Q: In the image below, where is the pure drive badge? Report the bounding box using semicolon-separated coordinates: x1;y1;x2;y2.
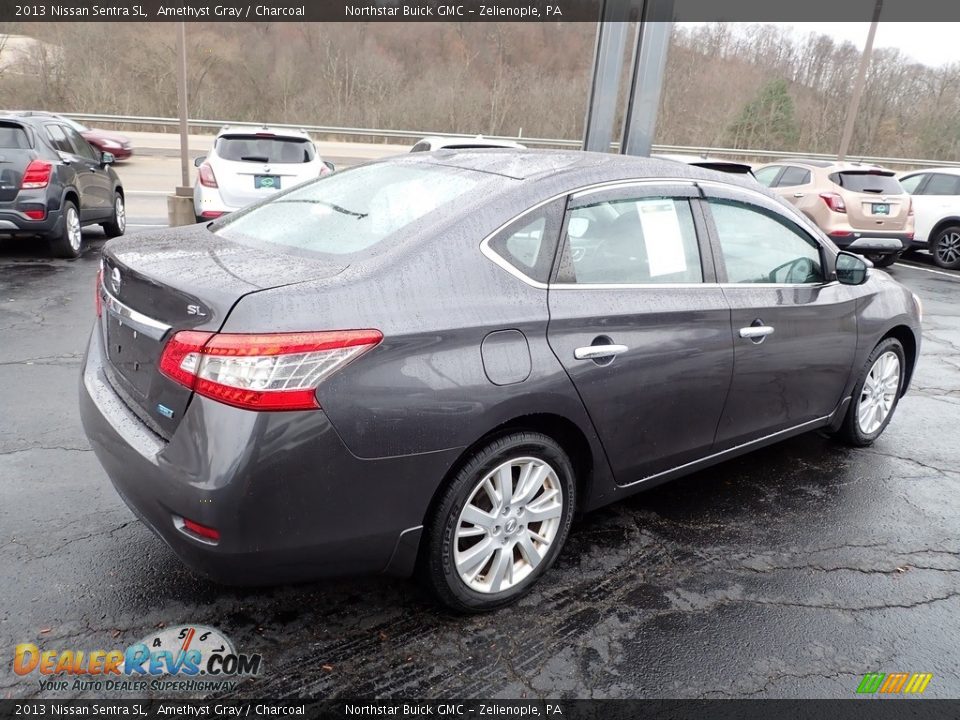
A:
156;404;175;419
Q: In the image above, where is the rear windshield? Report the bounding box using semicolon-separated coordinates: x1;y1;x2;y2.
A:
215;134;316;164
0;123;32;149
216;163;494;257
830;172;903;194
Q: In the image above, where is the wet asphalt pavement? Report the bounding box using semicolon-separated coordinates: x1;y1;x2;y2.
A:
1;231;959;700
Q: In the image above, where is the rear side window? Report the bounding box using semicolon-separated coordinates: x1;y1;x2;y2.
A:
486;199;564;283
0;123;31;149
44;124;72;153
899;174;926;194
921;173;960;196
561;197;703;285
754;166;782;187
216;135;316;164
777;166;811;187
410;141;431;152
217;163;496;257
830;172;903;194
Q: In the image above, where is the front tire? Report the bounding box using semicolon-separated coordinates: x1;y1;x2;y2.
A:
101;192;126;238
421;432;576;612
49;201;82;259
834;338;905;447
932;225;960;269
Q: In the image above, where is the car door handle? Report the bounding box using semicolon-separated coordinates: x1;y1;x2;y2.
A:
574;344;628;360
792;192;805;198
739;325;775;340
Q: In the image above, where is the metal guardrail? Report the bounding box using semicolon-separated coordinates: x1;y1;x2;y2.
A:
64;112;960;170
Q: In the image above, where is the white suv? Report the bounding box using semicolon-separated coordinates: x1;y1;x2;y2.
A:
193;126;333;221
898;168;960;269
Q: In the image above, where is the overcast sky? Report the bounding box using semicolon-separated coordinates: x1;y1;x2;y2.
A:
678;23;960;68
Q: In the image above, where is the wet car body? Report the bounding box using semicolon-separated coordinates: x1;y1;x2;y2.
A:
80;151;921;605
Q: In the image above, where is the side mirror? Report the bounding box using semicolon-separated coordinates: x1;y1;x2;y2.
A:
836;251;869;285
100;151;115;166
323;160;336;173
193;156;205;167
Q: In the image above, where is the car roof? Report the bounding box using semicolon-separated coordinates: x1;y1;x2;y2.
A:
900;167;960;177
395;148;766;192
419;135;526;149
764;158;893;173
217;125;312;140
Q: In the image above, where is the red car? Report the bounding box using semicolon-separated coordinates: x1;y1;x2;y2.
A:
4;111;133;160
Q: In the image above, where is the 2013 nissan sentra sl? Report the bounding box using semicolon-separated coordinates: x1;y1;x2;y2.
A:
80;151;922;612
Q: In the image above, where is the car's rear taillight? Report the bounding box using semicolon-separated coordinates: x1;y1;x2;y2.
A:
819;192;847;213
21;160;53;189
95;268;103;317
198;163;218;188
159;330;383;411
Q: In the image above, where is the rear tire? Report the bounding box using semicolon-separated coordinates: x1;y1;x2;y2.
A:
421;432;576;613
865;252;898;268
834;338;905;447
932;225;960;269
49;201;82;259
101;192;126;238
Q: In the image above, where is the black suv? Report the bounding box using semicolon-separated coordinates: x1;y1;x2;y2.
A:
0;113;125;257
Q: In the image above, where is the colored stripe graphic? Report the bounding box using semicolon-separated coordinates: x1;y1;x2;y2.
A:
859;672;932;694
856;673;885;693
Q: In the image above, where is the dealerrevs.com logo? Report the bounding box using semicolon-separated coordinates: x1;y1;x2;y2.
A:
14;625;262;694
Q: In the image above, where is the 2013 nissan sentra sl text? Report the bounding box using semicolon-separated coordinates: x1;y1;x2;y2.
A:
79;151;922;612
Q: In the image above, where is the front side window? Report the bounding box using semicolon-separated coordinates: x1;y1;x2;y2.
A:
922;173;960;196
709;200;824;285
217;163;497;257
562;197;702;285
63;126;97;160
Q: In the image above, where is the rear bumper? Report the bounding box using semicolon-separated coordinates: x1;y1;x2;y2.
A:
829;231;913;255
79;326;457;584
0;208;63;237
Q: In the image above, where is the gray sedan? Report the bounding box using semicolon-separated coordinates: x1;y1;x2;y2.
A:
80;151;921;612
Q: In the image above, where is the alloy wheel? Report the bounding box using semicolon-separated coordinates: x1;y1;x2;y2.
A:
453;457;563;594
115;196;126;233
66;207;81;252
937;231;960;266
857;351;900;435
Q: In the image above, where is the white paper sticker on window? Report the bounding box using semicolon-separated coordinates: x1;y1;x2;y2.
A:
637;200;688;277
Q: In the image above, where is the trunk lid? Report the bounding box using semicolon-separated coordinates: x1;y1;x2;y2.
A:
98;223;347;439
0;121;39;202
831;170;910;231
213;157;320;208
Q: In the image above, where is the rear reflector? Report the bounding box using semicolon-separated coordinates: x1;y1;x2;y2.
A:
159;330;383;411
819;192;847;213
23;208;46;220
181;517;220;542
199;210;224;219
21;160;53;189
95;268;103;317
198;162;218;188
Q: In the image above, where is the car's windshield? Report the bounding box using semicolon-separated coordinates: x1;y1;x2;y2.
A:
216;134;316;164
216;163;495;257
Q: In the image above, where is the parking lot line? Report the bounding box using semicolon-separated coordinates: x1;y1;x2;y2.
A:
895;262;960;280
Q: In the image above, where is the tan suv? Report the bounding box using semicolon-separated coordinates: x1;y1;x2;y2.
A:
754;160;914;268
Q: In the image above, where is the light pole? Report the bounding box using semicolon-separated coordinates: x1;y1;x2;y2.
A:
838;0;883;161
167;21;195;226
